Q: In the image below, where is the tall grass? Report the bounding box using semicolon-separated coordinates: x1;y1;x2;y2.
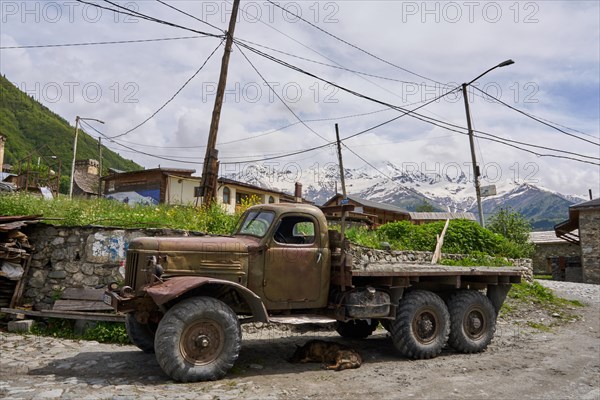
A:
0;193;239;234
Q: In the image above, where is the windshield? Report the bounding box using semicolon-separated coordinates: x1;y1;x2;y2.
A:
236;210;275;238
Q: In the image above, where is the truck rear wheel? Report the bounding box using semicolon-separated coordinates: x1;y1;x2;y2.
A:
335;319;378;339
391;290;450;359
447;290;496;353
154;297;241;382
125;313;157;353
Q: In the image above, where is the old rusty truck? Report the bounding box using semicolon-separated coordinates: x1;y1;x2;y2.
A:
104;203;523;382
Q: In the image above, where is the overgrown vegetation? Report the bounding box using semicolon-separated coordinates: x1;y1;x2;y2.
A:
0;193;240;233
31;319;130;344
345;215;533;260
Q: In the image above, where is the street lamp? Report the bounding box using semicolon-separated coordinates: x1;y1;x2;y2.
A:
462;59;514;227
69;116;105;199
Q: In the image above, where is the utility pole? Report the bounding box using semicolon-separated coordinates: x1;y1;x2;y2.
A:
462;83;485;227
200;0;240;206
98;136;103;197
461;59;514;227
335;124;348;237
69;116;80;199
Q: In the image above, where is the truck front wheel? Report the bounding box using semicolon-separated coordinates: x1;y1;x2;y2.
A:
391;290;450;359
335;319;378;339
154;297;241;382
125;313;157;353
447;290;496;353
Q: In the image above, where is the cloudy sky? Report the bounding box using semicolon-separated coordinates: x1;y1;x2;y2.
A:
1;0;599;197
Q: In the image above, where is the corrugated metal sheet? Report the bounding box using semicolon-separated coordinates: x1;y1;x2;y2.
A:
408;212;476;221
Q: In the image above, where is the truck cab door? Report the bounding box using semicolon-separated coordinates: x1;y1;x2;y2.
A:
263;214;324;307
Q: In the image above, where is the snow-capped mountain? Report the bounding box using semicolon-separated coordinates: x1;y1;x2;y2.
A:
224;161;586;231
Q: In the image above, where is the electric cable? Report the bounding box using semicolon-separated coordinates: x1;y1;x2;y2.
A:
0;36;208;50
108;39;223;139
472;86;600;146
235;42;330;142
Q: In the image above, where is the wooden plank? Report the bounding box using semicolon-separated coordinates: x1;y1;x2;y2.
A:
52;299;113;311
1;307;125;322
61;287;106;301
10;254;31;308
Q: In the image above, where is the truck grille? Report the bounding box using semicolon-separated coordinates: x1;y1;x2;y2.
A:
125;252;139;289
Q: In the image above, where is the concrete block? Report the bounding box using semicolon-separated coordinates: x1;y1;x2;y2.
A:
8;319;35;333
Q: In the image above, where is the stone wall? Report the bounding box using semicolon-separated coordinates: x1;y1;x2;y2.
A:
579;209;600;284
532;242;581;274
21;224;201;310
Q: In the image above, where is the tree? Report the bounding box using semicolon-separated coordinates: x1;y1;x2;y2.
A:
415;201;435;212
487;207;534;258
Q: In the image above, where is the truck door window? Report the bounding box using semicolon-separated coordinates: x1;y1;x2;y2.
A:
274;216;316;245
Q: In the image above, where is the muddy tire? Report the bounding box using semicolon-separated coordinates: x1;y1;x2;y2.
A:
125;313;157;353
447;290;496;353
335;320;378;339
154;297;241;382
391;290;450;359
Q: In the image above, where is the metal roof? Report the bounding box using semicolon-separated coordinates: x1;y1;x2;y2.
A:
344;195;409;215
530;230;578;245
408;212;476;221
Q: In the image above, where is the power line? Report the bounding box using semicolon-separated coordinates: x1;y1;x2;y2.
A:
155;0;224;34
73;0;223;38
234;40;598;164
227;0;437;108
80;120;201;165
0;36;206;50
108;40;223;139
234;37;438;87
235;42;330;143
265;0;448;88
117;107;393;149
472;86;600;147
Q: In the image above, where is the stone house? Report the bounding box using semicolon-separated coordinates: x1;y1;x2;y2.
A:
529;231;581;279
555;198;600;284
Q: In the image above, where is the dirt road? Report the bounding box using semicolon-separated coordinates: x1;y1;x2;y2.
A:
1;281;599;400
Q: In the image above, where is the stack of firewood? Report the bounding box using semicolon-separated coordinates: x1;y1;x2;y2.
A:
0;217;38;309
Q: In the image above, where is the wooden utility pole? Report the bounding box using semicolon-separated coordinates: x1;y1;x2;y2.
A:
200;0;240;206
98;136;103;197
335;124;348;237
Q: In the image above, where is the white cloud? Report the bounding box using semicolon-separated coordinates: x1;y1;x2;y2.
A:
0;0;598;196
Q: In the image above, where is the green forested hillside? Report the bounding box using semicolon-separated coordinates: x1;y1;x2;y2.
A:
0;75;140;185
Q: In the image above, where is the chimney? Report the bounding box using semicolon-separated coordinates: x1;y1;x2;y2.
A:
294;182;302;202
75;159;99;176
0;135;5;174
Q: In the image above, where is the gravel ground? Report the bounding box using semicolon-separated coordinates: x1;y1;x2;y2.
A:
537;279;600;305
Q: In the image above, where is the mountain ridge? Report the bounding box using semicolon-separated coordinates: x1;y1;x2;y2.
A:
224;161;585;231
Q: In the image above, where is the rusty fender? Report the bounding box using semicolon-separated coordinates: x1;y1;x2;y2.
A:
145;276;269;323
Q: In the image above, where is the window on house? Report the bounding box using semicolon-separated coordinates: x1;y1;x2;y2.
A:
223;187;231;204
268;196;275;204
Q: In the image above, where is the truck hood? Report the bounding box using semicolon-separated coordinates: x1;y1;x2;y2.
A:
127;235;262;280
128;235;262;254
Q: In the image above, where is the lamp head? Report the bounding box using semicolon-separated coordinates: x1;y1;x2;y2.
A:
498;59;515;68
